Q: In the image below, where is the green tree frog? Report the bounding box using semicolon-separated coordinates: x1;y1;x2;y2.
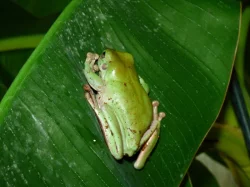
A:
83;49;165;169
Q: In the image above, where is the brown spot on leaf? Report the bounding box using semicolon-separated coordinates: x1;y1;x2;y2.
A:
124;83;127;86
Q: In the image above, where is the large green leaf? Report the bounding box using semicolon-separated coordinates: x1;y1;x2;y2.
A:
0;0;240;186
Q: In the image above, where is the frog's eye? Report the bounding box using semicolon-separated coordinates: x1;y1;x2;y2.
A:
101;63;107;70
100;51;106;59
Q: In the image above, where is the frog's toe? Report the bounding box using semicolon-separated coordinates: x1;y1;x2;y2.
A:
158;112;166;121
83;84;91;91
86;52;99;64
152;100;159;107
93;64;99;72
84;84;98;108
152;100;165;121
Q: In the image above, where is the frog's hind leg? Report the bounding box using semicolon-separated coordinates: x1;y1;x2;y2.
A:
134;101;165;170
84;85;123;160
139;101;165;147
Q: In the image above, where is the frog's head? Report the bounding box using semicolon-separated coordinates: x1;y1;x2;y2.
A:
97;49;136;81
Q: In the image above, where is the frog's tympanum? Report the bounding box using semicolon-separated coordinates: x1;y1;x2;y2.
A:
83;49;165;169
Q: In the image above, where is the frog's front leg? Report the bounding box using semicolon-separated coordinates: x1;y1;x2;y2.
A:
84;52;103;91
134;101;165;170
84;85;123;160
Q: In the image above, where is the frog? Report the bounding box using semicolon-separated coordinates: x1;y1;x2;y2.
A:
83;49;165;169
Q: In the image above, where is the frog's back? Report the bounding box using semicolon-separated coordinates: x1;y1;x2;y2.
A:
101;50;153;155
103;76;153;156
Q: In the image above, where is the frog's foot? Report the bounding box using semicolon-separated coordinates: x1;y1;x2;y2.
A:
84;84;98;109
152;101;166;121
134;100;165;170
139;101;165;147
85;52;99;72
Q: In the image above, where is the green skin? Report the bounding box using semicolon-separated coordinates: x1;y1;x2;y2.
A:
83;49;165;169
